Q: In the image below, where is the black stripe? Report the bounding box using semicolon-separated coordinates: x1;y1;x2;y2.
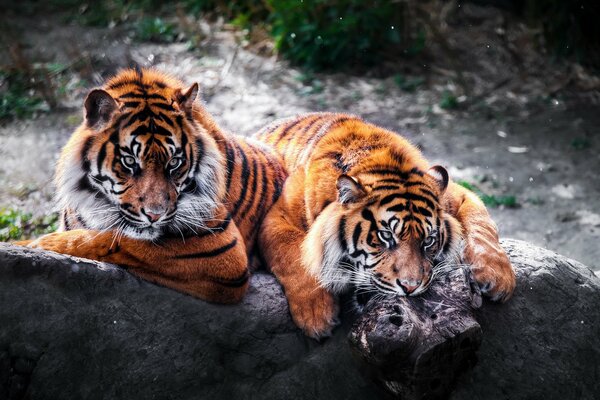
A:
361;208;377;226
415;206;433;217
282;115;323;157
157;112;175;127
107;81;131;90
196;214;233;238
352;222;362;251
253;162;269;223
119;92;167;101
373;185;401;191
443;219;453;254
80;137;94;172
224;141;236;191
418;188;437;202
274;118;305;145
386;203;406;212
410;167;424;176
150;102;175;111
231;144;250;217
378;178;406;185
174;239;238;259
403;192;436;210
62;211;71;231
238;155;258;220
97;141;108;172
338;216;348;252
379;193;404;207
365;168;409;179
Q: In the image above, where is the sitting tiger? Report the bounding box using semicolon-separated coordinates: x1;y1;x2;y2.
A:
17;68;285;304
255;113;516;338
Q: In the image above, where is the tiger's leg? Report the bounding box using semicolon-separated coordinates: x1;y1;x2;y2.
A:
259;197;339;339
444;182;516;301
18;210;249;304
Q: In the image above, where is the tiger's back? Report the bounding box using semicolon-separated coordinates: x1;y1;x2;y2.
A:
253;112;515;338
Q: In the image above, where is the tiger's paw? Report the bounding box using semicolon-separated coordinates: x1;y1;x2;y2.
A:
466;241;516;302
288;286;340;340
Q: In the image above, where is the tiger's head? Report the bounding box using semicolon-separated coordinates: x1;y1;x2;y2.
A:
56;68;225;241
302;165;462;299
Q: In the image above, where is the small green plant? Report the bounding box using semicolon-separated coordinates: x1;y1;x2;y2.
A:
394;74;425;92
135;17;177;42
456;180;519;208
439;90;458;110
0;71;45;121
0;208;59;242
570;137;591;150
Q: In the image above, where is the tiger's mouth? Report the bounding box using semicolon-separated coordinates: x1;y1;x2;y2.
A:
117;212;167;240
120;222;163;241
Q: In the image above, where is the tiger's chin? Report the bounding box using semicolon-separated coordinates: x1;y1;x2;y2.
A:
120;224;163;241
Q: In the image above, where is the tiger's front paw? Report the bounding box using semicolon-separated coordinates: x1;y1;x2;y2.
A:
466;241;516;302
287;285;340;340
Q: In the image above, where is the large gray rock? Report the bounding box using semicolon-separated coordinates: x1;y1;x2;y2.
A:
0;239;598;400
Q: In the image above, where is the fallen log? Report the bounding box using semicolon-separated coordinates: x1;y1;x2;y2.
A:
349;267;482;399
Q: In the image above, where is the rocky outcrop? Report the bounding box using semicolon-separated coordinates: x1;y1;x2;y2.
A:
0;239;598;400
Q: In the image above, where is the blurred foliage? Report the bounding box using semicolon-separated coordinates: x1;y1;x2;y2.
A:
4;0;599;71
268;0;410;70
0;208;59;241
394;74;425;92
135;17;177;42
439;90;459;110
457;180;519;208
523;0;600;67
570;137;591;150
0;71;44;120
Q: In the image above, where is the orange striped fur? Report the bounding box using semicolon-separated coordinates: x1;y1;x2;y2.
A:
17;68;286;304
255;113;515;338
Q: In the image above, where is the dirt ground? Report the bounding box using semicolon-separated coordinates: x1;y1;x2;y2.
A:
1;5;599;270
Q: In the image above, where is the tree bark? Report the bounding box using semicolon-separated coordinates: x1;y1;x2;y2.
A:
349;267;483;399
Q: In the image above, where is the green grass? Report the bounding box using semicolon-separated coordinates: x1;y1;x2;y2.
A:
135;17;177;42
0;71;45;121
394;74;425;92
456;180;519;208
0;208;59;242
439;90;459;110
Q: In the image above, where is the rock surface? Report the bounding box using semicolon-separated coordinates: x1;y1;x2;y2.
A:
0;239;598;400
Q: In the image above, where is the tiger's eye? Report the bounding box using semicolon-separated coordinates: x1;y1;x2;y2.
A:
122;156;136;168
169;157;183;169
423;236;436;248
378;230;393;242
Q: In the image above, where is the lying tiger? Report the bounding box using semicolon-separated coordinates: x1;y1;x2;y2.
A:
255;113;516;338
17;68;286;303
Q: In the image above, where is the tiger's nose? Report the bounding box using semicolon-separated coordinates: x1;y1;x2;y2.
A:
397;279;421;295
142;207;165;223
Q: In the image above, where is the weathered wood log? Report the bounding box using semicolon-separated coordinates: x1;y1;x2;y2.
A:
349;267;483;400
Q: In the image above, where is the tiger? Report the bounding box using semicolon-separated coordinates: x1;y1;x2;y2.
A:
16;68;286;304
254;112;516;338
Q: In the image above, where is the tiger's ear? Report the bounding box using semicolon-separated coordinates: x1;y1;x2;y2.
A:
427;165;449;193
337;175;366;204
176;83;199;114
84;89;118;129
